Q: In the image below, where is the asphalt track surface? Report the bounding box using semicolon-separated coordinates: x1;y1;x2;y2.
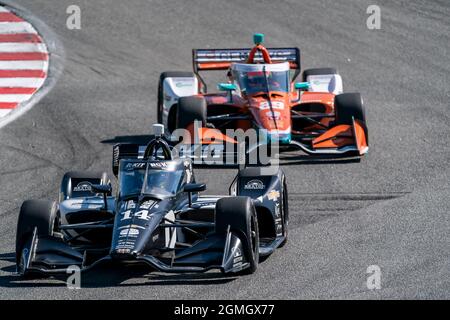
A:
0;0;449;299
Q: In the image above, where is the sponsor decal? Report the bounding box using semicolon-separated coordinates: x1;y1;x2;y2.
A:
149;162;168;169
140;200;155;210
267;111;281;120
116;248;131;254
275;203;281;218
120;228;139;238
118;224;146;230
125;162;146;171
113;146;120;166
121;208;152;221
127;200;136;209
196;48;297;63
175;81;193;88
244;179;265;190
267;190;280;201
73;181;92;192
232;248;244;268
259;101;285;110
183;160;193;182
276;223;283;235
115;243;135;250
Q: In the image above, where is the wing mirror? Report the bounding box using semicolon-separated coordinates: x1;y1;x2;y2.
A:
217;83;236;103
217;83;237;91
183;183;206;193
294;82;310;90
91;184;112;210
183;183;206;207
91;184;112;194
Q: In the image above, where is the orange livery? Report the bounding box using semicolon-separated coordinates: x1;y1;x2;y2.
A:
157;34;368;163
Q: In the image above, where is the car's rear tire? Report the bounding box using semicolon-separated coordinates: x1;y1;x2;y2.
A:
158;71;196;124
16;200;57;264
302;67;338;82
215;196;259;274
176;96;207;129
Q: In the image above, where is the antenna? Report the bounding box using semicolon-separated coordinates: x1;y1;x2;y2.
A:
153;123;164;138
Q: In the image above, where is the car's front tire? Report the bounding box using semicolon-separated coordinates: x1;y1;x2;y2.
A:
215;196;259;274
16;200;57;266
334;93;368;144
334;93;365;125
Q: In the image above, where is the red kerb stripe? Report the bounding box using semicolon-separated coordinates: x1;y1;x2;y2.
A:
0;33;42;43
0;87;37;94
0;102;18;109
0;12;24;22
0;52;48;61
0;70;46;78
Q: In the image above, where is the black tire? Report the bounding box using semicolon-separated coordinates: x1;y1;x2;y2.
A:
279;177;289;247
302;67;338;82
60;171;110;201
158;71;196;124
176;96;207;129
215;196;259;274
334;93;366;124
16;200;57;264
334;93;368;144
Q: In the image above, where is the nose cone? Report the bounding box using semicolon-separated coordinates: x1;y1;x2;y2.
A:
110;199;169;259
249;94;292;145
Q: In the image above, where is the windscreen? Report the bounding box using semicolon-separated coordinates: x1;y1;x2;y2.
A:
118;161;184;197
234;69;289;95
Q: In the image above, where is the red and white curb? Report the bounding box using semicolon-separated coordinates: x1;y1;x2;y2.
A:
0;5;48;119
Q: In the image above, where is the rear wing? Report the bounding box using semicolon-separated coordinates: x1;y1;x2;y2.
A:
192;48;301;87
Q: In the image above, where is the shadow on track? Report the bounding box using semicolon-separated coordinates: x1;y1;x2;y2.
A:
0;254;236;288
101;135;154;145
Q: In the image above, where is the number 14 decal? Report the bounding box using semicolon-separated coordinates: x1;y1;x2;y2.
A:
121;209;151;221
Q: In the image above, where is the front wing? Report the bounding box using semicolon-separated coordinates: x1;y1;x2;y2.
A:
18;227;250;276
116;119;368;166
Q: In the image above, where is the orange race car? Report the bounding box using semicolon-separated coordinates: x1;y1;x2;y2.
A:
156;34;368;164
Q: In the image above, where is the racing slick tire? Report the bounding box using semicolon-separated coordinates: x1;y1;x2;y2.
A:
302;67;338;82
60;171;110;202
334;92;368;145
334;93;365;124
157;71;196;124
176;96;207;130
215;196;259;274
16;200;57;265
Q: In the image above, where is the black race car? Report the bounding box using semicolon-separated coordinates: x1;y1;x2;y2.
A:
16;128;288;277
